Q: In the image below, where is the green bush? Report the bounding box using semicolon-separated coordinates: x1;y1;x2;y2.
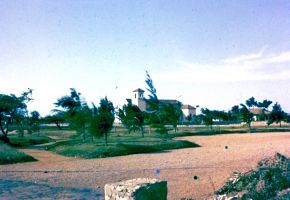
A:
0;142;36;164
9;135;54;147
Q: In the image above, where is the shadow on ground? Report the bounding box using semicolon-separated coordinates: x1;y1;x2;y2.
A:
0;179;104;199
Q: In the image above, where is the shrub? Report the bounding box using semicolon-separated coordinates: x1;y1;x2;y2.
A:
0;142;36;164
215;153;290;199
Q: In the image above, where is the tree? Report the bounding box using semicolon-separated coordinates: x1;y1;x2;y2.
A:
90;97;115;145
54;88;89;140
145;71;158;104
44;111;65;130
186;114;193;123
54;88;81;111
267;103;285;127
256;99;273;121
211;110;230;121
246;97;258;108
229;105;240;121
144;71;164;132
200;108;214;129
257;99;272;109
0;89;33;143
144;71;180;134
28;111;41;134
159;102;182;132
239;104;253;130
118;100;145;137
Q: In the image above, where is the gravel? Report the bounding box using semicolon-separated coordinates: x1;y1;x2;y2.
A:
0;132;289;199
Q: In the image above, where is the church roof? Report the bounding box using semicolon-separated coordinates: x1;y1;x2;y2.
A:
160;99;181;105
133;88;145;92
249;108;270;115
182;104;196;109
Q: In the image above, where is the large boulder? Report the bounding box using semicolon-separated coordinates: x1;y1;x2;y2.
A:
105;178;167;200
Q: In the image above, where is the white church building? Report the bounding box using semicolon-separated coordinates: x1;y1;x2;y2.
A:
131;88;196;122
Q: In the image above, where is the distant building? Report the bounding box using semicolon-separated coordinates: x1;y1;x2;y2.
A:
249;108;270;121
182;104;197;121
132;88;147;111
130;88;196;122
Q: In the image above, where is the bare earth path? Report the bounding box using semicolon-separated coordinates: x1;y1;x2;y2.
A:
1;132;289;199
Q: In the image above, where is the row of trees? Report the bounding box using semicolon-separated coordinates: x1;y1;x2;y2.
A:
46;72;183;143
1;73;290;144
52;88;115;145
0;88;115;145
193;97;289;130
0;72;184;144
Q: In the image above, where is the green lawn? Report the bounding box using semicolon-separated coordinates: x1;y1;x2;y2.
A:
8;134;55;147
48;134;200;159
4;124;288;160
170;126;290;137
42;124;290;159
0;142;37;164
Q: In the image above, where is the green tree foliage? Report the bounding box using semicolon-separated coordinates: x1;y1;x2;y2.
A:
0;89;33;142
239;104;253;130
200;108;231;129
256;99;273;121
89;97;115;145
28;111;41;134
211;110;230;121
54;88;81;110
118;100;145;137
257;99;272;109
185;114;193;123
144;71;182;133
144;71;164;132
44;111;65;130
229;105;240;121
200;108;214;129
145;71;158;103
246;97;258;108
191;115;203;125
160;102;182;132
54;88;89;140
267;103;286;127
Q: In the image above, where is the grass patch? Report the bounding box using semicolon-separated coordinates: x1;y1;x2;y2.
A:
49;138;200;159
0;142;37;164
170;127;290;137
9;135;55;147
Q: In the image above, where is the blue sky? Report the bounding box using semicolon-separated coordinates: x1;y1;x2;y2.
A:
0;0;290;115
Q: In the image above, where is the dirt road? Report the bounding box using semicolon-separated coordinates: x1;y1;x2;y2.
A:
1;132;289;199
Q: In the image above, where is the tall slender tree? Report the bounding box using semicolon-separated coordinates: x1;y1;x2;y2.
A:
200;108;214;129
28;111;41;135
90;97;115;145
239;104;253;130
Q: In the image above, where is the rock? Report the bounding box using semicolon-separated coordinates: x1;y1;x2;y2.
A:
104;178;167;200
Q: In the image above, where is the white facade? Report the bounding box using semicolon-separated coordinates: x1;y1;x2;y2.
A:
182;105;196;121
132;88;147;111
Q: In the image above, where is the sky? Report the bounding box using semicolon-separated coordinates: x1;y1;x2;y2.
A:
0;0;290;116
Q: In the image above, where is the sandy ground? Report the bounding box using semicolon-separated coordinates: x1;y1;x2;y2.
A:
0;132;289;200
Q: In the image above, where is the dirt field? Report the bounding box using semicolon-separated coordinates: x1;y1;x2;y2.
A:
1;132;289;199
